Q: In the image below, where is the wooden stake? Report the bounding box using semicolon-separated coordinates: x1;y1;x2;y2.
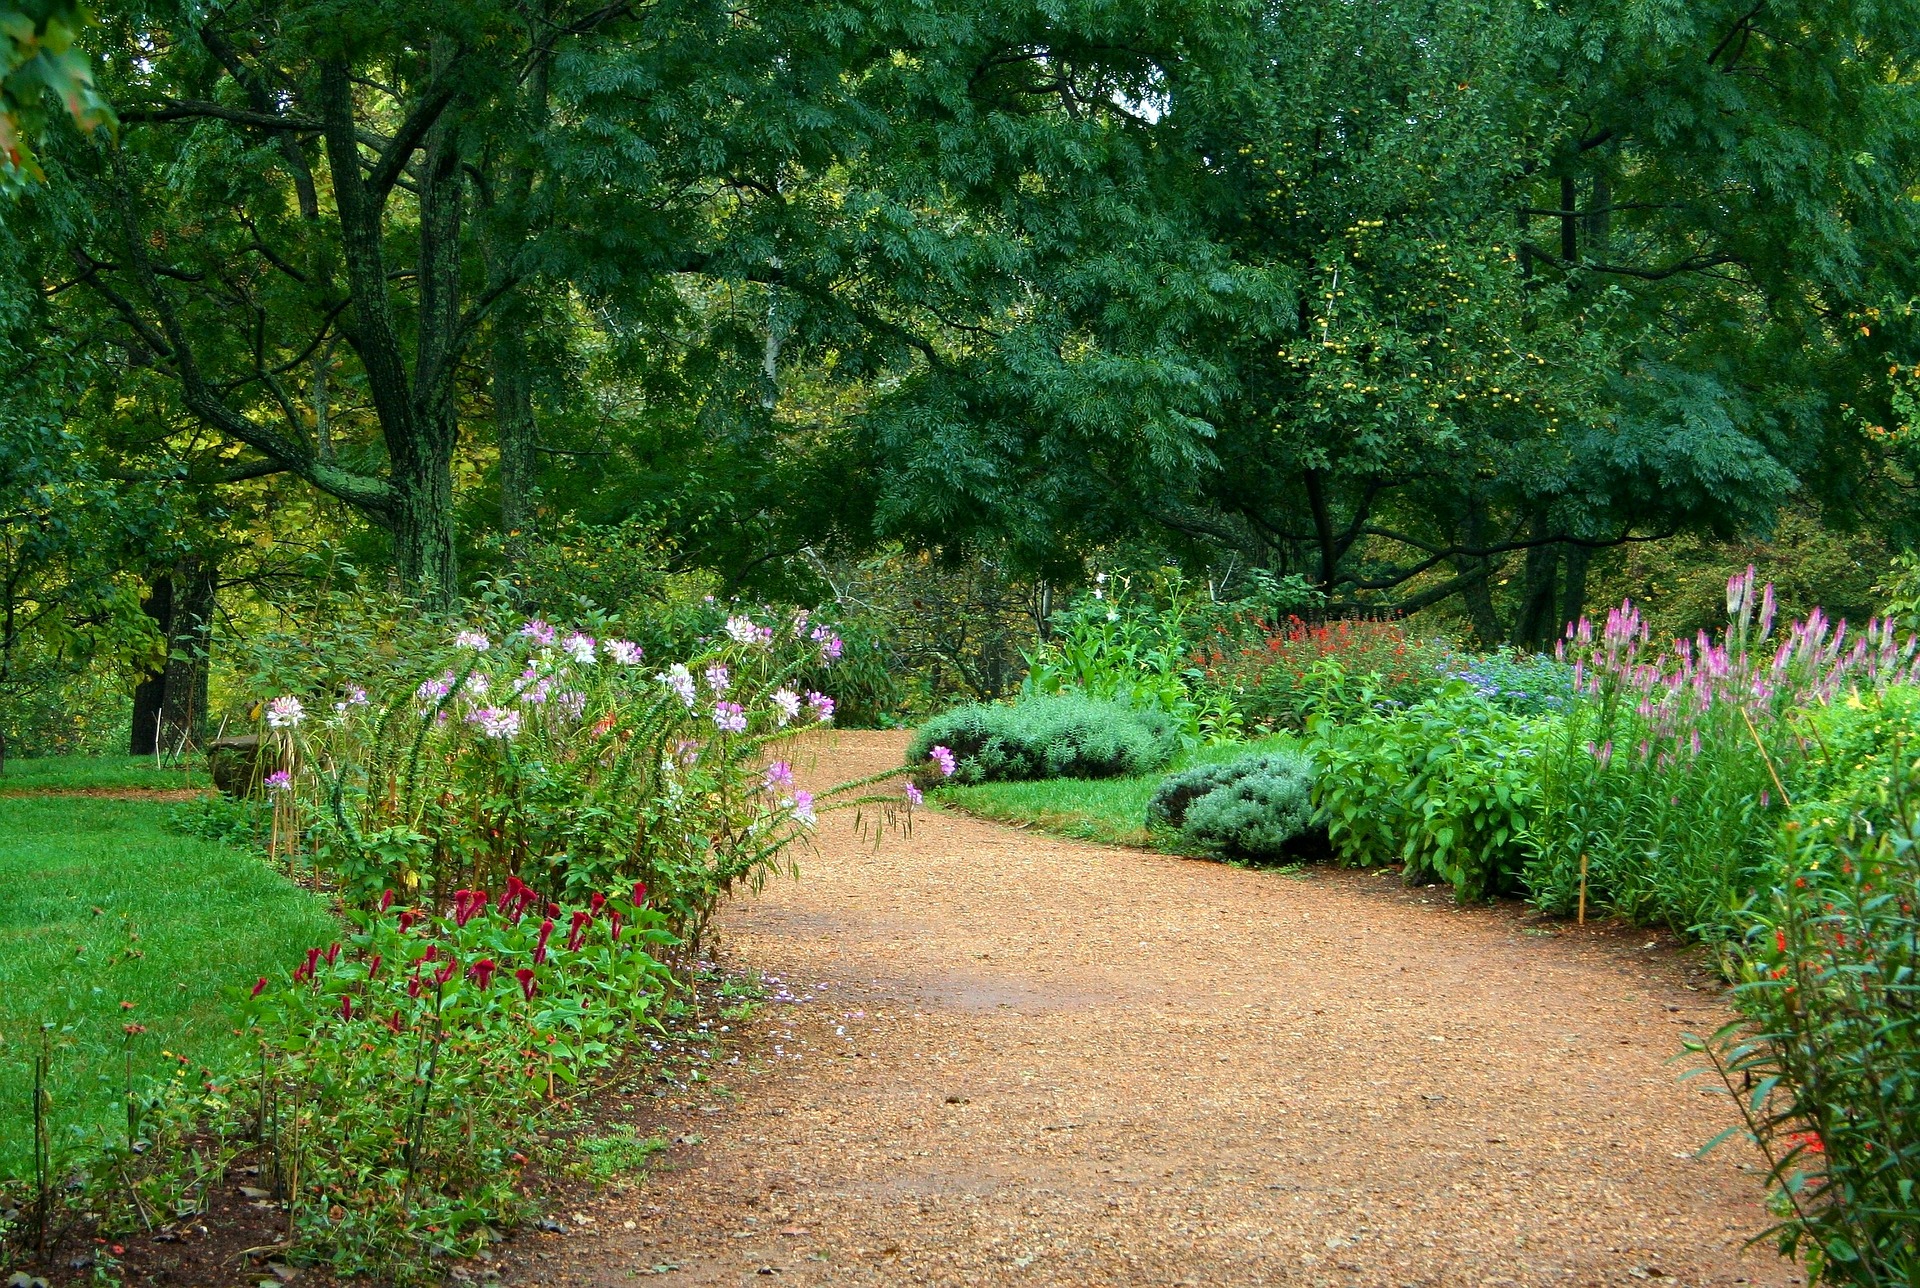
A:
1577;852;1589;926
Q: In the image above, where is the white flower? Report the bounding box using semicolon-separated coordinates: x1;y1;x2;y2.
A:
705;664;731;696
463;672;491;700
468;706;521;739
603;639;644;665
266;695;304;728
563;632;597;664
660;664;697;708
725;615;761;646
770;688;802;727
454;630;491;651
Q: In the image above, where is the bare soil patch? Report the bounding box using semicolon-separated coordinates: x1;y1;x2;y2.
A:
491;730;1797;1288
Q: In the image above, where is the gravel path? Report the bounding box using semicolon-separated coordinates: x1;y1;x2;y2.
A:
515;731;1799;1288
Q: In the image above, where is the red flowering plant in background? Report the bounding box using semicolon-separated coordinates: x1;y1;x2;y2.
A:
1194;614;1447;730
241;876;672;1273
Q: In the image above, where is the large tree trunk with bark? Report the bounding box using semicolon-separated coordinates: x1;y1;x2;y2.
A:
493;312;538;556
1559;544;1592;636
1455;499;1505;646
1511;511;1559;648
131;559;218;755
129;572;173;755
159;557;216;752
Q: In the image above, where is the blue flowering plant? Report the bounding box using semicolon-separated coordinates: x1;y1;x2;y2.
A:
1433;647;1575;716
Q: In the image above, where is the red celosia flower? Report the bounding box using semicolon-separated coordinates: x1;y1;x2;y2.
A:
295;946;322;983
468;958;498;989
385;1010;404;1033
339;996;354;1021
566;909;592;952
515;967;537;1001
434;958;458;986
323;942;341;966
252;977;268;997
533;917;554;965
367;954;382;979
632;882;648;908
398;909;420;934
609;911;625;942
589;892;606;914
407;974;423;999
379;889;396;912
547;901;561;917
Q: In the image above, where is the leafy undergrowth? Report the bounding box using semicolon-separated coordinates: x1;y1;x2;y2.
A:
0;754;210;792
936;736;1296;849
0;794;334;1177
8;964;763;1286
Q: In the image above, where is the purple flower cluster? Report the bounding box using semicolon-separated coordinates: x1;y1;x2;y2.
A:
1560;566;1920;774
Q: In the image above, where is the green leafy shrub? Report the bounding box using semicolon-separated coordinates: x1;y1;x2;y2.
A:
1146;751;1318;860
908;694;1180;785
167;793;264;848
1021;569;1292;746
1791;686;1920;820
1308;683;1552;901
1693;761;1920;1284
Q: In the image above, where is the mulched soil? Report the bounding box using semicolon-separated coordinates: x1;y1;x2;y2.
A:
483;730;1803;1288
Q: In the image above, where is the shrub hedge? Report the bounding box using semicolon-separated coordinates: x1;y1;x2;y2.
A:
1146;751;1318;860
908;694;1180;784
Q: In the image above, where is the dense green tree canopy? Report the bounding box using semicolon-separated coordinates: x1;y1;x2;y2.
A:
1;0;1917;678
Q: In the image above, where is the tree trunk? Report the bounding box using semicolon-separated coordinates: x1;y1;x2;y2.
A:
489;25;549;563
1559;543;1592;637
129;572;173;755
1302;469;1338;595
1456;499;1504;646
392;457;459;606
159;557;216;753
1511;511;1559;649
493;312;538;556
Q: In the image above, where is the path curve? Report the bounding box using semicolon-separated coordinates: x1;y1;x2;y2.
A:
517;731;1798;1288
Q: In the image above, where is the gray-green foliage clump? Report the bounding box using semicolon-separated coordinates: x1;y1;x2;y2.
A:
1146;752;1318;860
907;695;1180;784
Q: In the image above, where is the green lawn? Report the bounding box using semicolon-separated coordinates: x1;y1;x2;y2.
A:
0;753;211;792
935;735;1297;848
0;792;334;1177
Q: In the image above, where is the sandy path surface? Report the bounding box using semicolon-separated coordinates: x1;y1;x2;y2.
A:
512;731;1798;1288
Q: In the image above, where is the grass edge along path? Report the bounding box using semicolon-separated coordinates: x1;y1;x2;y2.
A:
0;790;333;1179
933;734;1297;849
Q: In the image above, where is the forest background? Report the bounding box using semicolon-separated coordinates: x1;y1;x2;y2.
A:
4;0;1920;755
